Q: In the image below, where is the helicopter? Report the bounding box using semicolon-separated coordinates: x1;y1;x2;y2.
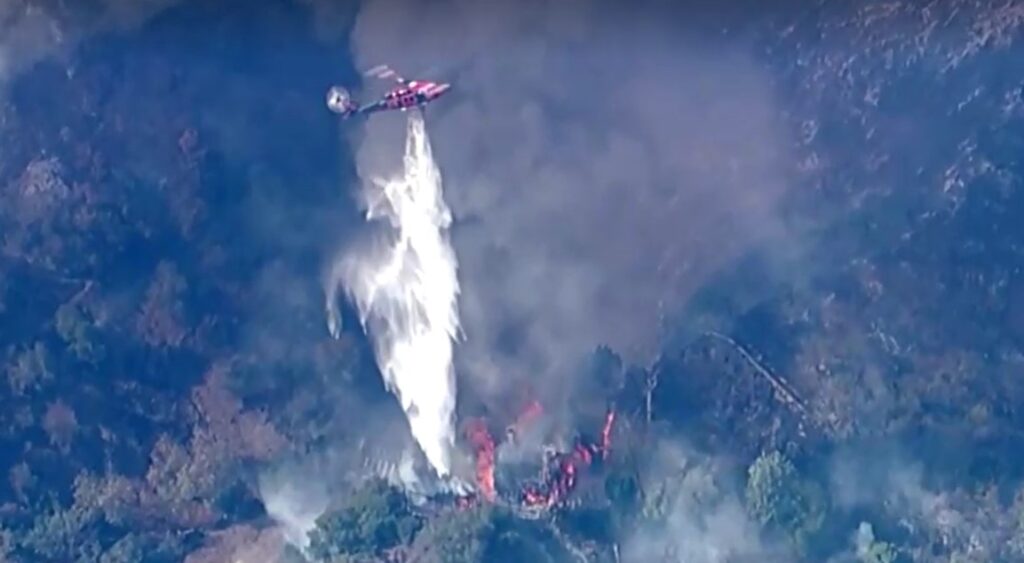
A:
326;64;452;119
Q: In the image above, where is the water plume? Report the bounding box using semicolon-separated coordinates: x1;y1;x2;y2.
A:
326;111;461;478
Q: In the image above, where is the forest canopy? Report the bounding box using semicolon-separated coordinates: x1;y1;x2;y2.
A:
2;0;1024;562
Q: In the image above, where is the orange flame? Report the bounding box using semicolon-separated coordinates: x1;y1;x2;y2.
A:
465;418;496;502
518;410;618;509
600;410;616;459
516;400;543;428
458;407;618;511
523;485;552;508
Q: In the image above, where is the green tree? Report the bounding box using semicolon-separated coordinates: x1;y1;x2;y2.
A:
99;534;146;563
408;505;573;563
99;533;183;563
856;522;899;563
605;471;641;514
0;528;12;561
862;541;898;563
745;450;826;551
55;302;103;362
480;510;573;563
280;544;312;563
409;505;494;563
7;341;52;395
307;478;423;562
19;503;101;562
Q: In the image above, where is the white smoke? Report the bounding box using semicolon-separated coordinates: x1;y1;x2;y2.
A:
325;111;461;478
339;0;800;414
258;472;327;554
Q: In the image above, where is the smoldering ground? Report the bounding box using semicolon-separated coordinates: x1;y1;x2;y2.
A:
345;0;804;419
620;438;791;562
825;444;1015;559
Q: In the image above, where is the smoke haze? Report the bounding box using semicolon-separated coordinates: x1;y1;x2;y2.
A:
621;439;789;562
348;0;799;412
0;0;180;87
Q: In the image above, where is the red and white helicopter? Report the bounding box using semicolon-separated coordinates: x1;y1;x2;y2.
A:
326;64;452;119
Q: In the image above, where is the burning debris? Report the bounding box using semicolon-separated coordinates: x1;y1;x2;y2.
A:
521;410;616;510
456;402;617;513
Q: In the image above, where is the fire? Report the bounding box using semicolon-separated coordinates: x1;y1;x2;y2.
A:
458;406;618;512
600;410;616;458
516;399;543;429
520;408;617;509
523;486;550;508
465;418;496;502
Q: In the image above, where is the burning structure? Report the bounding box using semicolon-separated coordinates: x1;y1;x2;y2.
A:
453;400;617;514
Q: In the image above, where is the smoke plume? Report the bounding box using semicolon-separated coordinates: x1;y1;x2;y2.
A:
346;0;798;411
621;439;789;562
258;469;327;554
326;112;461;478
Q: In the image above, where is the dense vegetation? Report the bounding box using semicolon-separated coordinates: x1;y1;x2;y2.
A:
3;0;1024;562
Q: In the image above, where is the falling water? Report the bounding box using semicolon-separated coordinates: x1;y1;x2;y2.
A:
326;112;461;478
